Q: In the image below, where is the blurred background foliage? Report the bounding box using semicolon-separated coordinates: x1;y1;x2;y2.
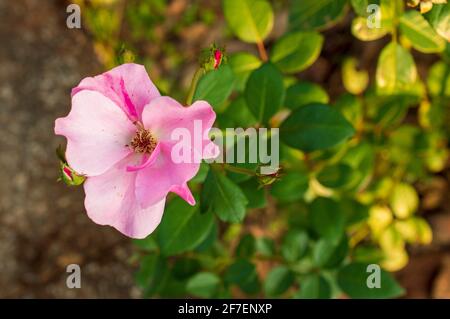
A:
75;0;449;298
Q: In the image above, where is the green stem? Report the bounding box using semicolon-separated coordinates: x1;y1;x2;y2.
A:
222;163;256;176
185;68;204;106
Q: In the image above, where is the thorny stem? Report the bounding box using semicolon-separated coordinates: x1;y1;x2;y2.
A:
185;67;205;106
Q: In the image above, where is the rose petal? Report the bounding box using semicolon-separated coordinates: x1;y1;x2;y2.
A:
84;154;166;239
135;142;199;208
55;90;136;176
141;97;217;160
72;63;160;121
126;143;161;172
170;183;196;205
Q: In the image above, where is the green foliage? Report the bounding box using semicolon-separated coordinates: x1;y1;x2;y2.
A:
400;10;445;53
337;263;405;298
289;0;348;31
285;82;329;110
245;63;285;125
271;31;324;74
225;259;260;294
229;53;262;91
158;197;214;256
193;65;235;109
78;0;450;299
427;3;450;41
223;0;273;43
296;274;332;299
264;266;295;297
280;103;355;152
186;272;221;298
376;43;418;95
201;168;248;223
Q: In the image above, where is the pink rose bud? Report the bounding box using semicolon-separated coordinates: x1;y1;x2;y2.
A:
214;49;223;69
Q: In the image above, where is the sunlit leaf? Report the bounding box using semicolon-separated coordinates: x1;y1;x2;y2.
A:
271;31;323;74
289;0;348;31
223;0;274;43
285;82;329;110
376;42;418;95
400;10;445;53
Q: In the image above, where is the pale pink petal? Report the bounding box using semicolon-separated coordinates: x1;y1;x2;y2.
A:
84;155;166;239
141;97;217;160
126;143;161;172
135;142;199;208
170;183;196;205
55;90;136;177
72;63;160;121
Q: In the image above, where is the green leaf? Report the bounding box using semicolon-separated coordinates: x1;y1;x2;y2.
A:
289;0;348;31
316;163;356;189
245;63;285;124
195;222;218;253
256;237;276;257
135;255;169;297
186;272;221;298
190;162;210;184
313;236;349;268
229;53;262;91
285;82;329;110
280;103;355;152
296;274;331;299
158;197;214;256
193;65;235;110
350;0;369;16
133;236;158;252
172;258;201;280
427;61;450;96
225;259;260;294
271;171;309;203
310;197;346;243
220;96;257;128
333;93;363;126
400;10;445;53
223;0;274;43
351;16;389;41
373;95;420;128
236;234;256;258
201;168;248;223
337;263;405;298
426;3;450;41
271;31;324;74
240;178;267;209
281;230;309;262
264;266;295;297
376;42;418;95
389;183;419;219
342;58;369;95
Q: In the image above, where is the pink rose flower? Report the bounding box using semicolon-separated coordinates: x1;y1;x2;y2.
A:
55;63;217;238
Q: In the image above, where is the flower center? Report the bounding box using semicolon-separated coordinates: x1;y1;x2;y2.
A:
130;128;157;154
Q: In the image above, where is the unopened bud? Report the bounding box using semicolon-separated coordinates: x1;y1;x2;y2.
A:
60;163;86;186
200;43;227;71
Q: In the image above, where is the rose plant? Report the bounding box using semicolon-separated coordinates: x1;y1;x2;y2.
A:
57;0;450;299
